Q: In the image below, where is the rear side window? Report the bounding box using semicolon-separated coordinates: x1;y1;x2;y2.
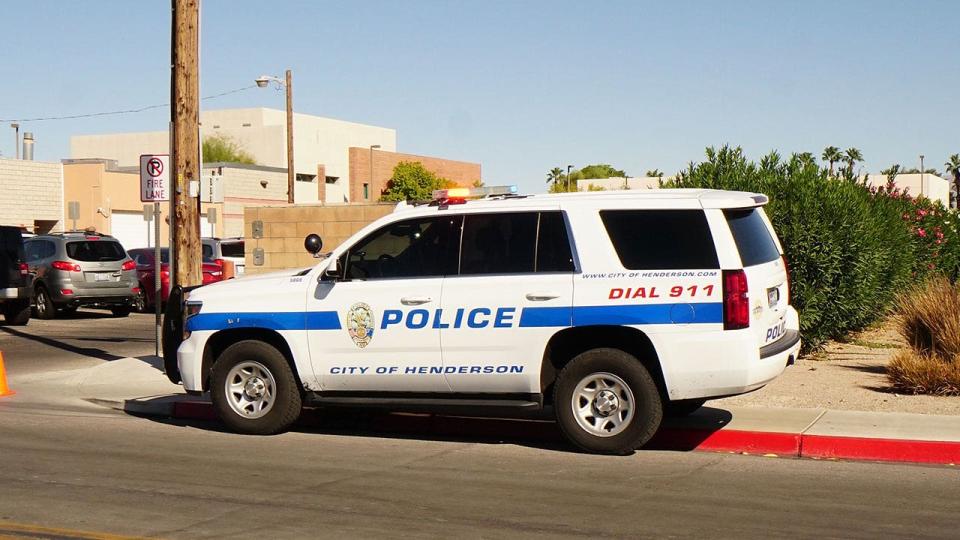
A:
460;213;538;275
600;210;719;270
725;208;780;266
220;241;244;258
66;241;126;262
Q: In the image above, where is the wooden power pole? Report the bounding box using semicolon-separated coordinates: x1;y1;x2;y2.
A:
170;0;202;288
285;69;295;204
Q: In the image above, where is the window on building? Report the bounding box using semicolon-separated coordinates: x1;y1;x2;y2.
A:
600;210;719;270
325;176;339;184
296;174;316;183
363;183;370;200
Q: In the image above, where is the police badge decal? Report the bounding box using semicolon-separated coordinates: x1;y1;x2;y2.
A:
347;302;375;348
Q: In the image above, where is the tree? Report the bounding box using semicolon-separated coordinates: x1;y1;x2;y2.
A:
821;146;841;176
795;152;816;167
546;167;565;189
379;161;453;202
203;134;255;164
645;169;664;178
578;164;626;179
881;164;901;189
843;147;863;178
945;154;960;209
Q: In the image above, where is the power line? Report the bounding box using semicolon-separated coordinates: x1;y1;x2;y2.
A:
0;85;258;123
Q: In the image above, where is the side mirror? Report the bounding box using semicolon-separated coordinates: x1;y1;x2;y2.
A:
304;234;323;256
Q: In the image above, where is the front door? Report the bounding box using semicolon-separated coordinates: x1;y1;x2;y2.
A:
307;214;461;392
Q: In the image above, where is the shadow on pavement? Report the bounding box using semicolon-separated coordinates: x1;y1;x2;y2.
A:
125;397;732;455
0;326;125;361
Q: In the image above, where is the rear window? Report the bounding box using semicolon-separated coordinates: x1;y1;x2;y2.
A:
600;210;719;270
724;208;780;266
66;241;126;262
220;241;245;258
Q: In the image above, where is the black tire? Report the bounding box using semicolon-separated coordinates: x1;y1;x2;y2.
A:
3;300;30;326
132;286;149;313
665;398;707;417
554;348;663;455
211;340;302;435
110;306;131;317
33;286;56;320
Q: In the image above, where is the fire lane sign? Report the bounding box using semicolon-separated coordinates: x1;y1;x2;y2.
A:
140;154;169;202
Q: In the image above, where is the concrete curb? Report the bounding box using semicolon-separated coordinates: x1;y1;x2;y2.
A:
120;398;959;465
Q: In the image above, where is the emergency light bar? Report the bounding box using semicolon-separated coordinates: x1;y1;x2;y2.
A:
432;185;518;200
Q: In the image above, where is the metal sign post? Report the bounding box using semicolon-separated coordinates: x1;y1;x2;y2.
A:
140;154;170;357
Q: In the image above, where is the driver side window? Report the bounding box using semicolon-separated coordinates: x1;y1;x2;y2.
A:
344;216;460;280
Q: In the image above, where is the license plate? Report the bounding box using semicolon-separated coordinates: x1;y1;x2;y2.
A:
95;273;110;282
767;287;780;308
765;318;786;343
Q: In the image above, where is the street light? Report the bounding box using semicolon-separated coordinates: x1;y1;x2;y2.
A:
566;164;574;192
255;70;295;203
10;123;19;160
369;144;381;201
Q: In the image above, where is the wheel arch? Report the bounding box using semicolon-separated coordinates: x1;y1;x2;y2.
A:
201;328;304;393
539;325;666;404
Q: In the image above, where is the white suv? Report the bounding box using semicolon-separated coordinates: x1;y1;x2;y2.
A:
172;188;800;454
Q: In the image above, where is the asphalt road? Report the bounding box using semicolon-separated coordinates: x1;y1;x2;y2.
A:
0;309;156;376
0;407;958;539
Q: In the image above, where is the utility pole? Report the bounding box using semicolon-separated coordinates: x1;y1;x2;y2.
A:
286;69;295;204
171;0;202;288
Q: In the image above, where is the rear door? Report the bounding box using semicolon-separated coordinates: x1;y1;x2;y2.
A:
724;207;789;347
67;239;128;288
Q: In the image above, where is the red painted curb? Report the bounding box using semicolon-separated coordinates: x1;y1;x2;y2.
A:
651;428;801;456
801;434;960;465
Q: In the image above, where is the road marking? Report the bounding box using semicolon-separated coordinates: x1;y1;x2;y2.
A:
0;521;146;540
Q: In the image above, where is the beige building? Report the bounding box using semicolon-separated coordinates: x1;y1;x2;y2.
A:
63;159;290;251
71;108;397;204
0;157;63;233
864;173;951;207
575;176;666;191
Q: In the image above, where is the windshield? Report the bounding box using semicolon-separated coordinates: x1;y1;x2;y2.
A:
66;241;126;262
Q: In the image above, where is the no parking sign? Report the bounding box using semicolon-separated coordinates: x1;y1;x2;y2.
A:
140;154;169;202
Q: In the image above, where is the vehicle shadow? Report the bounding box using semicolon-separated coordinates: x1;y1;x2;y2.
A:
127;398;732;455
0;326;125;361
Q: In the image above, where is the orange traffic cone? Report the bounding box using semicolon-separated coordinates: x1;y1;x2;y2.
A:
0;352;13;397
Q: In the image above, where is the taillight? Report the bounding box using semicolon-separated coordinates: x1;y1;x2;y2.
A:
213;258;225;268
52;261;81;272
121;260;136;271
61;289;74;295
19;263;28;276
781;255;790;304
722;269;750;330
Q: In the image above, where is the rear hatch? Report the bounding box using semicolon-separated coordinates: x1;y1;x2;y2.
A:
67;239;130;288
0;227;26;289
220;240;245;274
724;208;790;348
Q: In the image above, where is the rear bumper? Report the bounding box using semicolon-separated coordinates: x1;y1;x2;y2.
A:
52;285;137;306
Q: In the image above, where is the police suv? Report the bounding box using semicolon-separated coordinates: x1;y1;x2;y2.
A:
171;186;800;454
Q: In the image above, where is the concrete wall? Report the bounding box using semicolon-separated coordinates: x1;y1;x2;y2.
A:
70;108;397;204
865;173;950;206
576;176;665;191
204;162;290;238
349;148;482;202
0;158;63;233
243;203;395;273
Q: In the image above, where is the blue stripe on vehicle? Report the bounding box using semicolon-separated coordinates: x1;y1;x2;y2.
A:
186;311;341;332
519;303;723;328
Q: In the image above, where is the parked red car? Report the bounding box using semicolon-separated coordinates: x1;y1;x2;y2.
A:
127;248;225;311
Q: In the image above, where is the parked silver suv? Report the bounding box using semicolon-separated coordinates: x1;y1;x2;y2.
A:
24;231;138;319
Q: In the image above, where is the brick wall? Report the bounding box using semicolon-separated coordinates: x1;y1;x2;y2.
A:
0;158;63;232
348;148;481;203
243;203;395;273
209;164;290;238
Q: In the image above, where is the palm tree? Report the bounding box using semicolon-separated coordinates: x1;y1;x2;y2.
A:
796;152;816;167
945;154;960;208
645;169;663;178
821;146;841;176
844;147;864;177
546;167;564;187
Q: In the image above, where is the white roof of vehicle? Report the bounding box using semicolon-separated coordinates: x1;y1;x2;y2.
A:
394;188;768;214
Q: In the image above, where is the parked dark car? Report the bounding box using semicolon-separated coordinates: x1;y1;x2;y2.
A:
24;232;138;319
0;226;31;325
127;248;225;312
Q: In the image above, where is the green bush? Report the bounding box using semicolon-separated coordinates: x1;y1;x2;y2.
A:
666;146;953;350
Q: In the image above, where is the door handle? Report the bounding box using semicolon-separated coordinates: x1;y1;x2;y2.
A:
526;292;560;301
401;296;432;305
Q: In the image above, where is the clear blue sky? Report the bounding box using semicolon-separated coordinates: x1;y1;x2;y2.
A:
2;0;958;193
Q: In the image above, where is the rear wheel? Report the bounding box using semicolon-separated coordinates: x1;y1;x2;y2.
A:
33;286;56;320
665;398;708;417
554;348;663;455
3;300;30;326
211;340;302;435
132;286;149;313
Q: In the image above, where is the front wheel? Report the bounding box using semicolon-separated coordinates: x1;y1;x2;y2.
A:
211;340;303;435
554;348;663;455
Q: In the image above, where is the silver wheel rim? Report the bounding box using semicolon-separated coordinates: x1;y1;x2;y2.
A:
36;290;48;316
224;361;277;419
570;372;635;437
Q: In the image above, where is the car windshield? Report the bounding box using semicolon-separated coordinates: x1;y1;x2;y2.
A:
220;241;244;258
66;240;126;262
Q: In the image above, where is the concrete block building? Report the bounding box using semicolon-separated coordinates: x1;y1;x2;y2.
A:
0;157;64;233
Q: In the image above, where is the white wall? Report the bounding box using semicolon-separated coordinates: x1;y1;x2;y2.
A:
576;176;665;191
0;158;63;232
864;173;950;206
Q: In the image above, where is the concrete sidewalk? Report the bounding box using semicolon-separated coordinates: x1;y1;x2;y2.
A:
5;356;960;465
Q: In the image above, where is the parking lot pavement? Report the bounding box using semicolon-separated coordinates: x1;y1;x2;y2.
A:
0;309;157;376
